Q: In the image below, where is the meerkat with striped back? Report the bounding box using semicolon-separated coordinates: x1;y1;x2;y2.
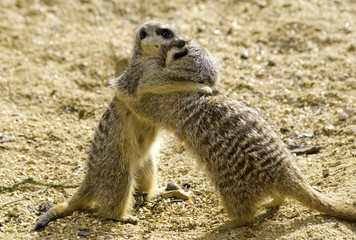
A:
112;24;356;227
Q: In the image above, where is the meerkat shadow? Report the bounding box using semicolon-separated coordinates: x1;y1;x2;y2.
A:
198;212;356;240
211;206;281;232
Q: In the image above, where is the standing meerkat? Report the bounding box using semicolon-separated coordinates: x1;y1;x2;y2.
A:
112;33;356;227
33;96;160;230
33;21;219;230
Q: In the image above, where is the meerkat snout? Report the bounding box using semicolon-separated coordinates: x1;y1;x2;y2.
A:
174;47;189;59
165;46;188;66
172;39;186;48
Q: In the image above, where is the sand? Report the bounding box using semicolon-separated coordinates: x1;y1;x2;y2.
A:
0;0;355;239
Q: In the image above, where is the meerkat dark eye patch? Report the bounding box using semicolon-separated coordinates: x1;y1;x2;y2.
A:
140;30;148;40
157;28;173;39
174;48;188;59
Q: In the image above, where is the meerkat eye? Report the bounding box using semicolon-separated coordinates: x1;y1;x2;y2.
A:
157;28;173;39
140;30;148;40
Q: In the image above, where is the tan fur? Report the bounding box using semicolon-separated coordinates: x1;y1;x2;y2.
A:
33;97;160;230
33;21;217;230
112;22;356;227
111;21;216;99
135;39;220;97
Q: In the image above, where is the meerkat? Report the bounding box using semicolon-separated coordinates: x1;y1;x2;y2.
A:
33;97;160;230
111;27;356;227
33;21;218;230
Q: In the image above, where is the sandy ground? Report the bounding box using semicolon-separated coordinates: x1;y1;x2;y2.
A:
0;0;356;239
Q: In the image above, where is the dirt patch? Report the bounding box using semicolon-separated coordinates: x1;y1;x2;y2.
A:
0;0;355;239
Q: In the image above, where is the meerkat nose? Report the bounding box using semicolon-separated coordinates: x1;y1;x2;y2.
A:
176;39;186;47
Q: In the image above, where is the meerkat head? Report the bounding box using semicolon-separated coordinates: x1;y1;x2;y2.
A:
134;21;187;59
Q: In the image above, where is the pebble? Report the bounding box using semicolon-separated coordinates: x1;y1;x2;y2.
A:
0;137;12;143
267;59;276;66
289;144;321;155
78;229;91;237
338;111;349;120
240;50;249;60
20;222;30;227
322;169;330;178
338;108;354;120
166;182;179;191
291;131;314;138
162;189;190;200
96;235;114;240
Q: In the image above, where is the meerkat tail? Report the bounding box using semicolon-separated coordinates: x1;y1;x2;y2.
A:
286;179;356;221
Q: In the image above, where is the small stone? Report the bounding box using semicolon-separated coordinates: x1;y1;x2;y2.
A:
27;139;39;146
291;131;314;139
338;111;349;120
20;222;30;227
348;44;355;52
162;190;190;200
322;169;330;178
289;144;321;155
0;137;12;143
338;108;354;120
166;182;179;191
279;127;289;134
267;59;276;66
7;209;17;217
78;229;91;237
240;50;249;60
312;186;320;192
257;0;267;8
0;133;3;139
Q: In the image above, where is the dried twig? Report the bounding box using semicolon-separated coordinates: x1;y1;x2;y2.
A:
1;197;29;207
0;177;79;193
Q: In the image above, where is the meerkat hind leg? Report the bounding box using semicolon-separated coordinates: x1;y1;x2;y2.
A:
222;195;259;228
135;153;161;200
95;189;138;225
93;169;138;224
33;182;93;230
